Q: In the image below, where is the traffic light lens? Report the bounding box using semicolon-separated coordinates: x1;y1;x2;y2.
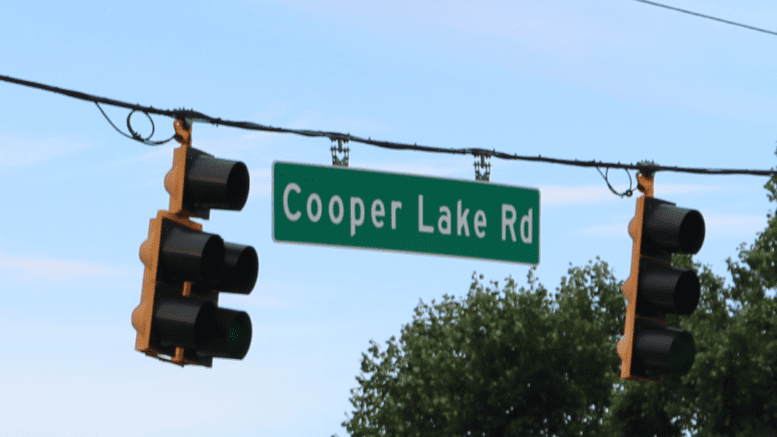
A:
674;270;700;315
198;308;253;359
667;330;695;376
643;200;706;255
634;323;696;377
154;299;217;349
161;225;225;284
678;209;705;255
200;236;225;284
639;259;701;315
213;243;258;294
224;312;251;358
193;302;217;347
225;162;250;210
185;148;250;212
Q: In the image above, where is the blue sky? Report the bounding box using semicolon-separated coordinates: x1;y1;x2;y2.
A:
1;1;776;436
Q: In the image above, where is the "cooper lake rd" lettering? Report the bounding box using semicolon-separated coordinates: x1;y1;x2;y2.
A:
282;182;532;243
273;162;540;264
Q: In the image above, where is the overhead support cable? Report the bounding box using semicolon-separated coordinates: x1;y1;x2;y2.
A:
1;73;775;181
633;0;777;37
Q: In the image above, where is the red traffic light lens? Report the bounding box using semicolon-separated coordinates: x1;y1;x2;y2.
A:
184;148;250;212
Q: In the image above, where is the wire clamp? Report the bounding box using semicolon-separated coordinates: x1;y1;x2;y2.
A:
474;154;491;181
331;138;350;167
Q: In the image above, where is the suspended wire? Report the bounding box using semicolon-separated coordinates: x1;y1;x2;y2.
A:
597;167;635;198
95;103;174;145
634;0;777;37
1;73;776;178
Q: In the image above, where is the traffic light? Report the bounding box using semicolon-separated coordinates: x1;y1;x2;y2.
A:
132;118;258;367
617;172;705;383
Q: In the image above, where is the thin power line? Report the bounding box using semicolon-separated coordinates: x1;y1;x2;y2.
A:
0;73;775;179
634;0;777;37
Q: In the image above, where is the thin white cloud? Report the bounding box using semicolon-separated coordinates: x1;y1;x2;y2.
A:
245;294;298;310
217;279;302;310
286;0;777;121
1;135;172;186
0;134;91;169
653;184;725;196
247;102;295;124
407;1;584;50
580;223;627;237
540;185;621;205
0;252;135;282
287;0;585;53
706;215;766;236
192;130;277;156
250;167;272;199
249;282;304;310
286;110;390;136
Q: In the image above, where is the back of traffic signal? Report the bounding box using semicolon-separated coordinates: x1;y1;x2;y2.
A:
132;118;258;367
618;172;705;383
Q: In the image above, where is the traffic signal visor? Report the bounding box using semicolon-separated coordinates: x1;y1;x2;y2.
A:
165;120;250;219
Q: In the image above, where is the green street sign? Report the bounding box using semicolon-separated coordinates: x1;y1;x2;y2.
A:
272;162;540;265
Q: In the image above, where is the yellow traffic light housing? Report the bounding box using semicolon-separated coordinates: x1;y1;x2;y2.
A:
132;119;258;367
617;173;705;382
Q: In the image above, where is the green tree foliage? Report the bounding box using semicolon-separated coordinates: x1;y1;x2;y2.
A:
680;173;777;436
338;260;626;436
337;171;777;437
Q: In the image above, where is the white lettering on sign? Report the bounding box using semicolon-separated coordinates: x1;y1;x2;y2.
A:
281;182;404;235
501;204;533;244
280;181;533;245
521;208;533;244
351;197;365;236
371;199;385;228
474;210;486;238
502;204;517;242
329;195;344;225
418;195;434;233
419;197;489;239
391;201;402;230
438;206;452;235
457;200;470;237
283;183;302;222
307;193;322;223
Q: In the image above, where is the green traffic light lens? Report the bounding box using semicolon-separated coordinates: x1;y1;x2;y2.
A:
225;312;252;358
198;308;252;360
